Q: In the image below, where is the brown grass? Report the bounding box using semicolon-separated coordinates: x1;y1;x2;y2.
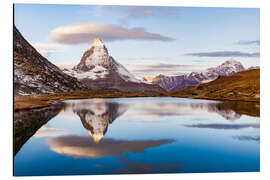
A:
168;69;260;102
14;95;52;111
14;89;164;111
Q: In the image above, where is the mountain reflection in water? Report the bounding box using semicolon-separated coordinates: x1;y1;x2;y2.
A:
64;99;128;143
13;103;63;155
122;99;259;121
14;97;259;176
14;98;259;157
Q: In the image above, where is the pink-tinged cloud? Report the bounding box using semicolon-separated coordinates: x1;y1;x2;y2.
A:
48;22;174;44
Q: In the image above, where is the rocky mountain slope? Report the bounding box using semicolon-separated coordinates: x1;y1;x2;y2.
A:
14;26;86;95
169;69;260;102
150;59;245;92
63;37;164;93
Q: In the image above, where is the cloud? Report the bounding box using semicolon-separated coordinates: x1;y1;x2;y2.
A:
47;136;173;158
185;51;260;58
233;136;260;142
235;40;260;46
92;6;182;24
125;63;206;76
48;22;174;44
34;125;68;138
184;123;260;130
115;6;183;23
31;42;65;57
124;101;214;120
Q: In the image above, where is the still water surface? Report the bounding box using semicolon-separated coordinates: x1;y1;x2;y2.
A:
14;97;260;176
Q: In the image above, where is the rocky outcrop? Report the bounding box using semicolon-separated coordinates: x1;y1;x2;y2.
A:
14;26;86;95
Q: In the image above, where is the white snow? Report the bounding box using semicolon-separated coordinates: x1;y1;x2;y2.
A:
84;39;110;68
63;37;142;83
63;65;108;80
114;60;142;83
92;37;105;47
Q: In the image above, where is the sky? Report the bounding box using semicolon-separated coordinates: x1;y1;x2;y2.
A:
14;4;260;77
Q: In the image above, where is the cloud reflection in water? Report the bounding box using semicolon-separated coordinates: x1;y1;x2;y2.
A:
47;136;174;159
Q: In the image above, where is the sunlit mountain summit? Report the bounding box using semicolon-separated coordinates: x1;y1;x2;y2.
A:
63;37;164;93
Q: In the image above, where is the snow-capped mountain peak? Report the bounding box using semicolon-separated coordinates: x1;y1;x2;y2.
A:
209;59;245;76
224;58;238;64
74;37;111;70
64;37;142;83
150;59;246;92
220;58;243;68
62;37;165;93
91;37;105;47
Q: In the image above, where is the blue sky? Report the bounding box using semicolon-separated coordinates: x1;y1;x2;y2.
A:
14;4;260;76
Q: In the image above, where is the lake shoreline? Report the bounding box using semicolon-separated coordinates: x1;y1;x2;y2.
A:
14;89;260;111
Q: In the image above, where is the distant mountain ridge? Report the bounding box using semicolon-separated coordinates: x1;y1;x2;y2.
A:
14;26;86;95
150;59;245;92
64;37;165;93
169;69;260;102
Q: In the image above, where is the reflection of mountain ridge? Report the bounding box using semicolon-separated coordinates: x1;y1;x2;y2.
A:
129;99;259;121
190;101;259;121
14;103;63;156
190;102;241;121
67;99;128;143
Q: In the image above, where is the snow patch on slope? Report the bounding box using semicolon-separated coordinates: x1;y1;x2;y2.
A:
113;60;141;83
64;65;109;80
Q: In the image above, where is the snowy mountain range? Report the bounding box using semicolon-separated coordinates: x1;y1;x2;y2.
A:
149;59;246;92
14;25;256;95
63;37;164;93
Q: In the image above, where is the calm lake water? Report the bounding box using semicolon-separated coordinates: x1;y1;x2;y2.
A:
14;97;260;176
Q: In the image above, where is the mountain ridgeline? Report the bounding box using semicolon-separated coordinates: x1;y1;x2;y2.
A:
13;25;259;101
150;59;246;92
63;37;165;94
170;69;260;102
14;26;86;95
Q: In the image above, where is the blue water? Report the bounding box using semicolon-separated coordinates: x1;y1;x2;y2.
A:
14;97;260;176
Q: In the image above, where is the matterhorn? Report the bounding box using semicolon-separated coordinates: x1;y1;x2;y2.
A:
64;37;164;93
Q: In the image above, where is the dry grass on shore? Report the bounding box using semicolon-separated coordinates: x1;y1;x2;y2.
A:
14;90;164;111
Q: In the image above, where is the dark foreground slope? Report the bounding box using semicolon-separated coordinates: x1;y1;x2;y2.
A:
14;26;86;95
169;69;260;102
14;103;63;155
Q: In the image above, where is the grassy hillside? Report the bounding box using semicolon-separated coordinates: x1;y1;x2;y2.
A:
169;69;260;102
